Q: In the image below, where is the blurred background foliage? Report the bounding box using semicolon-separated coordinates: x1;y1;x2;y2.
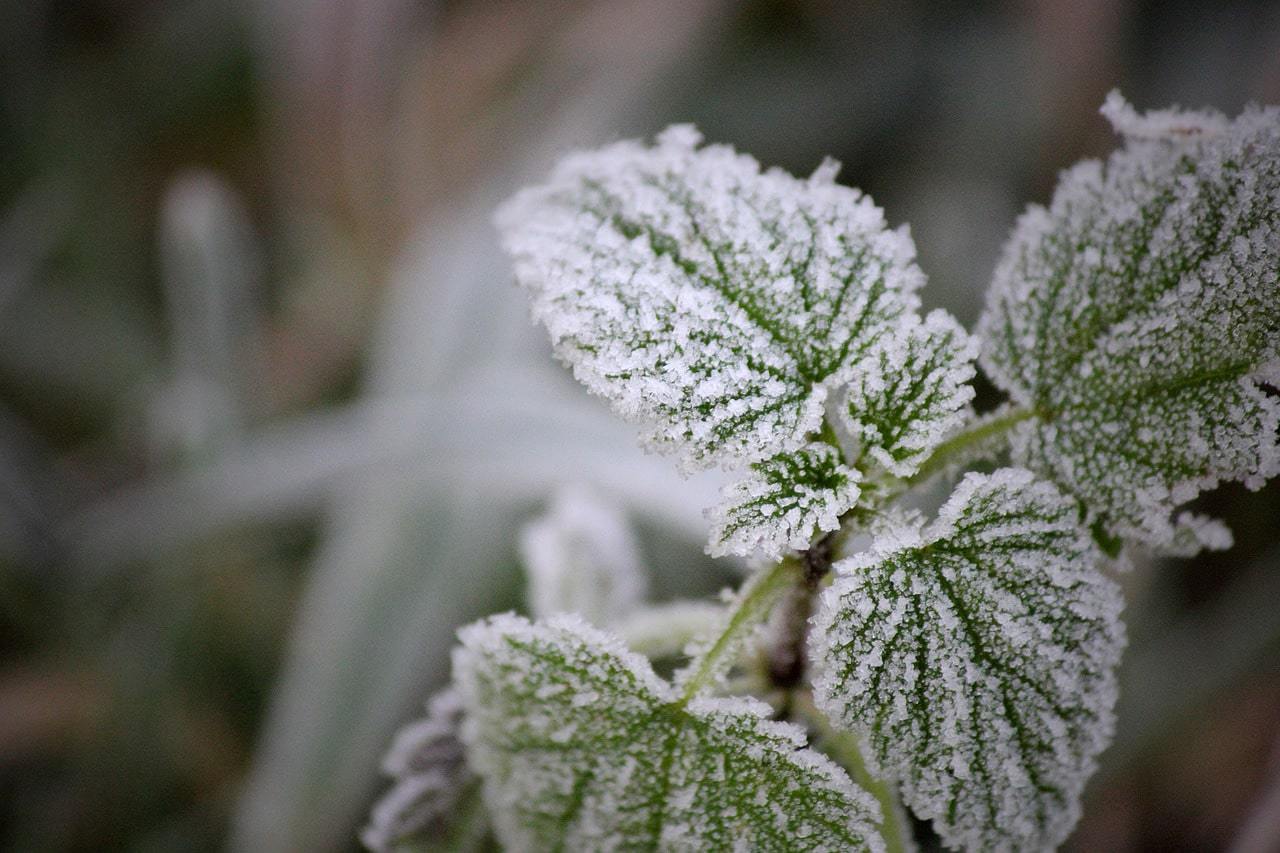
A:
2;1;1280;850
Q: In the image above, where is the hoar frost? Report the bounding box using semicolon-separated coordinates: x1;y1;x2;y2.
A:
978;93;1280;552
454;613;884;852
361;689;478;851
498;125;974;558
707;442;860;560
367;93;1280;853
810;469;1125;852
497;125;923;472
840;309;977;478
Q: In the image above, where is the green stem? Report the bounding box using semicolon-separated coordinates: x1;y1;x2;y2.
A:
907;405;1035;486
795;693;913;853
677;558;800;705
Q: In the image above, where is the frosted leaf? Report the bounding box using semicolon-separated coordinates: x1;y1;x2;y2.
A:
520;484;646;626
362;689;482;852
811;469;1125;851
707;442;860;560
841;310;977;478
977;93;1280;549
455;613;884;852
497;125;923;471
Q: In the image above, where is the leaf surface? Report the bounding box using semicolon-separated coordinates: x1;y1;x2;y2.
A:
811;469;1125;851
977;93;1280;550
498;126;923;471
706;442;860;559
456;613;884;852
362;689;486;852
841;310;976;479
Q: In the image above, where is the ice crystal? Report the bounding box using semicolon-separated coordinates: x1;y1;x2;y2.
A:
361;689;479;852
455;613;884;852
1162;511;1234;558
841;310;977;478
810;469;1125;851
707;442;860;559
978;93;1280;550
497;125;923;472
520;484;646;625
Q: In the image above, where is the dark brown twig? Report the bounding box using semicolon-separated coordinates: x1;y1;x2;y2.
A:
766;530;838;690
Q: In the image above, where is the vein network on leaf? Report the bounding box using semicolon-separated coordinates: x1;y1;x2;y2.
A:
497;124;924;473
455;613;885;852
840;309;977;479
811;469;1126;852
978;93;1280;552
707;442;860;560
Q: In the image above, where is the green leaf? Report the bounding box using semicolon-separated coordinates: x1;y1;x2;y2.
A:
810;468;1125;851
841;310;977;478
497;126;923;472
977;93;1280;551
706;442;860;559
455;613;885;852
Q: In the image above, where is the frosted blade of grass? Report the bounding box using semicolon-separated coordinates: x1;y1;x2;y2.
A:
811;469;1125;851
456;613;884;852
497;126;924;472
66;371;722;572
977;93;1280;552
153;171;260;456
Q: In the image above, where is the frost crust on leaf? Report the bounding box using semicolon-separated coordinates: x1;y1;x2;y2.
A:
497;125;923;472
455;613;884;852
707;442;860;559
840;310;977;478
977;93;1280;550
520;484;646;625
810;468;1125;852
362;689;478;852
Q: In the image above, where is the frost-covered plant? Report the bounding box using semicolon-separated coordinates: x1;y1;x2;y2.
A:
366;94;1279;851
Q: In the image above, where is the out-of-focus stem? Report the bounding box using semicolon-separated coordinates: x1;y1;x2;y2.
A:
908;405;1034;485
677;558;799;705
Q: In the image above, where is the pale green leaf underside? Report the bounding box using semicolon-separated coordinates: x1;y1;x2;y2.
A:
811;468;1125;852
978;93;1280;550
707;442;860;559
455;613;884;852
497;125;922;471
841;310;977;478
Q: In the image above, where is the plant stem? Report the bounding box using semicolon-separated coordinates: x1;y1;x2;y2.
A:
907;405;1035;485
677;557;800;704
765;530;837;689
795;692;914;853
